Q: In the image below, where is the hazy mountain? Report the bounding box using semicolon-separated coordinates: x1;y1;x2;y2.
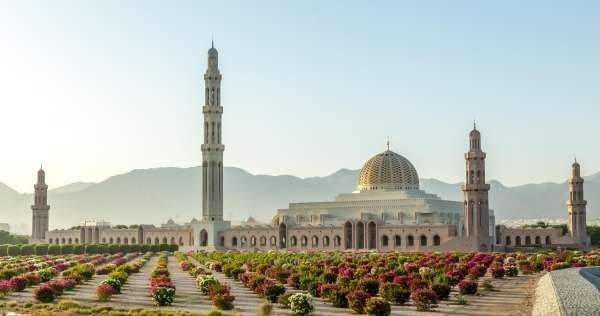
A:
1;167;599;234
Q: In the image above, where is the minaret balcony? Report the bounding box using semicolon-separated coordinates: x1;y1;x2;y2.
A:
464;152;486;159
203;106;223;114
201;144;225;151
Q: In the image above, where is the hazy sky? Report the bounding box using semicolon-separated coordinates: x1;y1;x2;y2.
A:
1;1;600;192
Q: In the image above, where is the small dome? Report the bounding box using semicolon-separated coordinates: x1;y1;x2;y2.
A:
358;149;419;192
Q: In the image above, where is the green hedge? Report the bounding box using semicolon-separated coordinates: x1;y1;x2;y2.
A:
0;245;8;256
34;244;49;255
7;245;20;256
48;244;61;255
60;244;74;254
73;244;85;254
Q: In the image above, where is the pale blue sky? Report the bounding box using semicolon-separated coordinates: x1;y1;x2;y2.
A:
1;1;599;192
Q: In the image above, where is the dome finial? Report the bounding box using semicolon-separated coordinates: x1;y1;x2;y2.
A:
386;136;390;151
473;118;477;131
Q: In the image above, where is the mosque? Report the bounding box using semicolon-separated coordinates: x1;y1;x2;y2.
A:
36;43;590;252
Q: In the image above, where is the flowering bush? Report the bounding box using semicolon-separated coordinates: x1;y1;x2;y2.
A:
263;283;286;303
210;261;222;272
458;279;478;295
37;267;57;282
379;282;410;305
504;265;518;277
212;293;235;310
23;272;42;286
346;290;371;314
34;284;56;303
153;286;175;306
359;279;380;296
365;297;391;316
96;283;115;301
8;276;28;292
431;283;451;300
410;288;438;311
289;293;314;316
489;265;505;278
197;275;219;295
101;278;122;294
0;280;10;297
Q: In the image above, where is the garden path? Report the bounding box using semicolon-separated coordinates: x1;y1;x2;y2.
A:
104;255;157;308
167;255;213;312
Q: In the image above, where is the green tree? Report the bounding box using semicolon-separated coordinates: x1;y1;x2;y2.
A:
0;231;29;244
114;225;128;229
588;225;600;245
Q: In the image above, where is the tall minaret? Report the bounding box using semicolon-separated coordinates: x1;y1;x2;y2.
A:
31;166;50;241
567;159;588;247
201;41;224;222
462;123;491;251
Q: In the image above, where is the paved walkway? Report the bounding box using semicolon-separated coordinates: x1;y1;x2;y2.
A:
107;255;157;308
168;256;214;312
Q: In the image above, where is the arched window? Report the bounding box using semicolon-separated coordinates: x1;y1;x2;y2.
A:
545;236;551;245
433;235;441;246
170;237;176;245
109;237;114;244
301;236;308;247
102;237;107;243
381;235;389;247
420;235;427;246
162;237;168;244
290;236;297;246
62;238;66;244
525;236;531;245
515;236;521;246
241;236;247;247
505;236;511;245
312;235;319;247
75;238;79;244
535;236;541;245
344;222;353;249
334;235;341;247
68;238;72;244
48;238;53;244
131;237;136;244
367;221;377;249
220;236;225;247
200;230;208;247
323;236;330;247
260;236;266;246
232;237;238;247
250;236;257;246
146;238;151;244
407;235;414;246
179;237;184;246
154;237;160;245
394;235;401;246
356;222;365;249
116;237;121;244
270;236;277;246
124;237;129;244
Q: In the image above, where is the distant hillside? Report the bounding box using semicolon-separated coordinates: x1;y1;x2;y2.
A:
0;167;599;234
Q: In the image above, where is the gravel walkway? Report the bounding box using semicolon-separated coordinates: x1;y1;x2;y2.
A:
168;256;213;312
107;255;157;308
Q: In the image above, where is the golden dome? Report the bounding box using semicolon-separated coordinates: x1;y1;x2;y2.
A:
358;149;419;192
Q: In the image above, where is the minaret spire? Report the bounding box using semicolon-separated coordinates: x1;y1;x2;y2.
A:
31;167;50;241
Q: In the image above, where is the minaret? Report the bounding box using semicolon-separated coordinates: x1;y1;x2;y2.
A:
462;123;491;251
31;166;50;241
201;41;224;223
567;159;588;247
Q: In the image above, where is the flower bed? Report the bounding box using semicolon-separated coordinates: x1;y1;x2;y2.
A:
148;253;175;306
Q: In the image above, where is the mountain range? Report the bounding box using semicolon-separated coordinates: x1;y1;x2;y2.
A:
1;166;599;234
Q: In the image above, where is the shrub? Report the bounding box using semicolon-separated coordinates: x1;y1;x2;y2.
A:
347;290;371;314
0;244;8;256
152;286;175;306
263;283;286;303
159;244;171;252
431;283;451;300
60;244;74;254
365;297;391;316
73;263;95;281
34;284;56;303
489;266;505;278
330;288;349;308
23;272;42;286
96;283;114;301
289;293;314;316
410;288;438;312
197;275;219;295
150;244;160;252
108;244;120;254
97;244;108;254
359;279;380;296
257;302;273;316
85;244;99;254
7;245;20;256
101;278;122;294
20;244;34;255
169;244;179;252
118;244;130;253
34;244;49;255
379;282;410;305
0;280;10;297
38;268;57;282
47;244;61;255
505;265;518;277
57;299;81;311
212;293;235;310
278;292;294;309
108;270;128;285
9;276;28;292
458;279;478;295
47;280;66;296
